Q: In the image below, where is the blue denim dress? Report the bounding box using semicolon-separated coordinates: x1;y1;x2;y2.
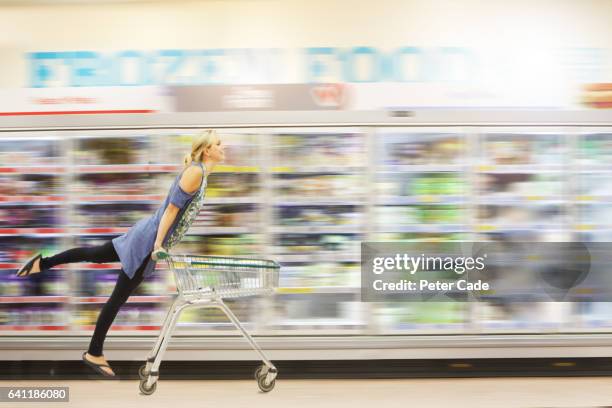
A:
111;161;206;279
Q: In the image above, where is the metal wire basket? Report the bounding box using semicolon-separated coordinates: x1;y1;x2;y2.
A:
165;254;280;298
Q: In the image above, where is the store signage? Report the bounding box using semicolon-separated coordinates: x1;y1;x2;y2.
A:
0;87;170;115
21;46;612;109
171;84;346;111
27;47;477;88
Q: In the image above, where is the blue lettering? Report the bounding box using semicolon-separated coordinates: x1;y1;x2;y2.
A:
69;51;100;87
394;47;424;82
305;47;335;83
344;47;379;82
200;49;225;84
29;52;71;88
115;50;147;86
156;49;186;85
27;46;485;87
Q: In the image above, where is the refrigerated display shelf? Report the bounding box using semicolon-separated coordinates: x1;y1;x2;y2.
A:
377;196;466;205
276;200;364;206
0;325;69;331
573;225;612;231
81;325;161;331
271;226;362;234
3;112;612;353
0;166;66;174
78;197;255;206
68;263;121;270
176;322;239;328
480;322;560;329
186;227;256;235
276;287;360;294
276;254;361;263
274;319;366;327
0;296;68;303
68;226;257;236
213;165;261;173
574;195;612;202
1;263;25;270
477;196;565;205
474;225;566;232
0;196;66;204
389;323;467;330
74;164;178;174
271;166;365;173
73;195;163;203
205;197;261;204
377;165;466;173
474;165;566;173
73;296;170;304
374;225;468;233
0;228;67;235
575;165;612;172
73;228;127;235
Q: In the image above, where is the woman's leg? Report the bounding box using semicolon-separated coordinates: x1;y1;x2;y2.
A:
39;240;118;272
87;254;149;358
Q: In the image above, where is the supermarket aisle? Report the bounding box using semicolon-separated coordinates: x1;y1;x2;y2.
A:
2;377;612;408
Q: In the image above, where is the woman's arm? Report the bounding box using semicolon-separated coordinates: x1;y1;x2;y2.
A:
154;205;180;249
153;165;204;251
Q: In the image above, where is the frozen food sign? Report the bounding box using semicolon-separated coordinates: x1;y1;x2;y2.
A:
27;47;477;87
26;46;607;109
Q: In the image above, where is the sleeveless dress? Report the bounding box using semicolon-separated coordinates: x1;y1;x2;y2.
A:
111;161;207;279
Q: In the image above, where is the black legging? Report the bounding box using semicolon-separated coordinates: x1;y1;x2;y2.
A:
40;240;149;357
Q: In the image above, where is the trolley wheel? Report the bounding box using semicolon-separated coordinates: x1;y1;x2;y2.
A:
257;373;276;393
254;364;265;380
138;365;149;381
139;379;157;396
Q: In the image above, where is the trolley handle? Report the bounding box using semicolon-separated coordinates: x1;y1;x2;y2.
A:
151;248;169;261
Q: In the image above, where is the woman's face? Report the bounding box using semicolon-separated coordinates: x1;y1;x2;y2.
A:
205;137;225;163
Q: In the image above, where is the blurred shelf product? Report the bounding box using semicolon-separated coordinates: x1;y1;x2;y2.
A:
72;296;169;304
373;302;470;331
0;304;68;329
0;296;68;303
376;204;466;225
272;133;365;168
279;262;360;288
73;164;177;174
73;136;151;166
577;133;612;165
273;174;364;199
74;304;166;329
377;132;466;166
479;133;565;166
0;139;62;167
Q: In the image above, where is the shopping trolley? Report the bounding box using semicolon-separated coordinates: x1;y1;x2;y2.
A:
138;252;280;395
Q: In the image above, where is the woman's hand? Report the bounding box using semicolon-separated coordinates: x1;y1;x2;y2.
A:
152;243;169;261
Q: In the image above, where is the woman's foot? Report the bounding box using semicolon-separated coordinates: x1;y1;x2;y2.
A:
83;352;115;376
16;253;42;277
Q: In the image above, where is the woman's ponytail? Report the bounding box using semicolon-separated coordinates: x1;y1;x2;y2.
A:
182;129;218;168
183;152;193;167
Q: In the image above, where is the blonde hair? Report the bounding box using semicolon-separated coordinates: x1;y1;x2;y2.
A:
183;129;219;167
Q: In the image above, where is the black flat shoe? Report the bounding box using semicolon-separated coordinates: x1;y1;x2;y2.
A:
15;253;42;277
82;352;116;377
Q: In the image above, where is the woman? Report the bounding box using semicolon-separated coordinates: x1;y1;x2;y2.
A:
15;129;225;377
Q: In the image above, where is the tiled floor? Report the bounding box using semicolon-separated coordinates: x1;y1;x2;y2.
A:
1;378;611;408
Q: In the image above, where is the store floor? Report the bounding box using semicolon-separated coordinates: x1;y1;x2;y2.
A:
2;378;612;408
